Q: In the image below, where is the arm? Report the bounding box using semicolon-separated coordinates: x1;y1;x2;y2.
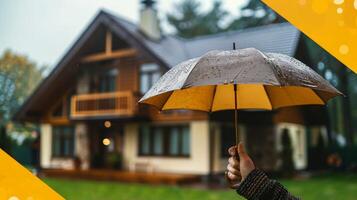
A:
226;143;299;200
236;169;299;200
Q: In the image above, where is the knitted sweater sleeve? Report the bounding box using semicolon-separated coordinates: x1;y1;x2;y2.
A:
236;169;300;200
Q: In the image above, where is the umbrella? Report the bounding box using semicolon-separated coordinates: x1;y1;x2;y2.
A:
139;44;342;146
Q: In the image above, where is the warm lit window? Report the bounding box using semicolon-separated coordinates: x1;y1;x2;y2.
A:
139;125;190;157
52;126;75;157
140;63;161;93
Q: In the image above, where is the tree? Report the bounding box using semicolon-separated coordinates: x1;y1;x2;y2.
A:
227;0;285;30
0;50;45;123
0;50;45;153
167;0;286;38
167;0;228;38
0;125;11;154
304;37;354;146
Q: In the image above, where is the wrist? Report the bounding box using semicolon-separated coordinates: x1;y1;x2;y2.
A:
241;167;255;182
236;169;272;199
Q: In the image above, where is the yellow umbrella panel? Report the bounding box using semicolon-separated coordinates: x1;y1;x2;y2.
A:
141;84;334;112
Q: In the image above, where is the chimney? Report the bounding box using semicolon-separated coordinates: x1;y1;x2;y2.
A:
140;0;161;41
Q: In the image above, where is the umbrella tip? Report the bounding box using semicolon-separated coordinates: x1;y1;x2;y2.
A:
233;42;236;50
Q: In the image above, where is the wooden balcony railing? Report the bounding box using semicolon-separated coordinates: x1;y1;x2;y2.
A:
70;91;138;118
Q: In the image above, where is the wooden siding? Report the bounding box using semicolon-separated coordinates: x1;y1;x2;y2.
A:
273;107;305;125
39;26;209;122
117;57;139;92
81;49;137;63
43;91;72;125
144;106;209;122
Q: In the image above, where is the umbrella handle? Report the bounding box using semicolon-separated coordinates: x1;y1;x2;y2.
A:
234;84;239;146
234;84;240;163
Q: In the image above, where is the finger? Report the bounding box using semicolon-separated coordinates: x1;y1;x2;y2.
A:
227;171;241;181
228;146;237;156
227;164;241;176
238;142;247;158
228;157;240;168
225;171;241;189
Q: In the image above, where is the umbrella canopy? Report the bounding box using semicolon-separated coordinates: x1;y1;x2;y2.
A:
139;48;342;111
139;47;342;146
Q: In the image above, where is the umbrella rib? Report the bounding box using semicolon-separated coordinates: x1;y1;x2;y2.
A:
263;85;273;110
159;91;175;111
209;85;217;112
264;54;284;86
312;89;327;104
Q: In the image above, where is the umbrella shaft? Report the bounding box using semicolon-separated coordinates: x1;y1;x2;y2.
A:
234;84;238;146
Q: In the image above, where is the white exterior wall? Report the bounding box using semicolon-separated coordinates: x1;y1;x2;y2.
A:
40;124;74;169
40;124;52;168
275;123;307;170
123;121;211;175
75;123;89;170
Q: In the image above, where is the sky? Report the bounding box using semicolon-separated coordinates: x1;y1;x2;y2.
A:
0;0;247;69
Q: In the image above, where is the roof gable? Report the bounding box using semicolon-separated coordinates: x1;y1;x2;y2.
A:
14;10;301;121
13;10;169;121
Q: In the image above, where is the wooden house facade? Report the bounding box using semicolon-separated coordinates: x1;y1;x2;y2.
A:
14;4;329;176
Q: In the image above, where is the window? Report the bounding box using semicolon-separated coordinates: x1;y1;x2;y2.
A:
140;63;161;93
99;68;117;92
90;68;118;93
139;125;190;157
220;124;235;157
52;126;75;157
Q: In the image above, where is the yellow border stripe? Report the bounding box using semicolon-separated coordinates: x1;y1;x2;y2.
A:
0;149;64;199
262;0;357;73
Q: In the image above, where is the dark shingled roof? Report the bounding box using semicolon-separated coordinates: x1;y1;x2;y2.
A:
107;10;300;67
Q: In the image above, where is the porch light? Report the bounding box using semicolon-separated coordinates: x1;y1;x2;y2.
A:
103;138;111;146
104;120;111;128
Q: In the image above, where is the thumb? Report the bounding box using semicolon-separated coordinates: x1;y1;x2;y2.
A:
237;142;247;158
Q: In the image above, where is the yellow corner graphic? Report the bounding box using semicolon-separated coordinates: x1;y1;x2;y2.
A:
0;149;64;200
262;0;357;73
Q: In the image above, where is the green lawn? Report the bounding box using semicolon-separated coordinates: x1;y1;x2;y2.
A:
43;173;357;200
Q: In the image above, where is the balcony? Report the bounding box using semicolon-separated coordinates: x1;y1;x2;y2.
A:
70;91;139;118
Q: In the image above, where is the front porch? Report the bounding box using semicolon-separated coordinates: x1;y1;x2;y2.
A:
42;169;200;185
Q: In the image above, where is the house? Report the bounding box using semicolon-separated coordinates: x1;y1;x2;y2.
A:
14;1;329;176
